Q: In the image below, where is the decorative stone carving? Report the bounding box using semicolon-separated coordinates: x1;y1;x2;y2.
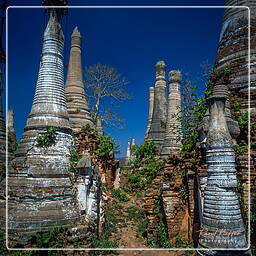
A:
161;70;182;158
147;61;167;147
65;26;93;131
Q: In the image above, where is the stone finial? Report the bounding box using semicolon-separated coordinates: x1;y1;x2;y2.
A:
145;87;155;139
71;26;82;47
197;83;247;252
155;60;166;84
161;70;182;158
7;109;15;134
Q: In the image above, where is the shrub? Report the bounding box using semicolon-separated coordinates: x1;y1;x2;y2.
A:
36;126;57;147
30;226;67;249
111;189;130;202
81;123;92;132
134;140;156;160
95;135;114;158
128;173;145;191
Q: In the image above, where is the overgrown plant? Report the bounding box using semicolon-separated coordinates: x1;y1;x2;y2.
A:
36;126;57;147
126;140;163;191
169;65;233;157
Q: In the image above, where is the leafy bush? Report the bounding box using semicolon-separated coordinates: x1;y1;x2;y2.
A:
9;141;18;154
81;123;92;132
95;135;114;158
134;140;156;160
36;126;57;147
69;150;82;174
177;186;189;201
233;145;249;154
128;173;145;191
30;226;67;249
174;234;193;248
111;189;130;202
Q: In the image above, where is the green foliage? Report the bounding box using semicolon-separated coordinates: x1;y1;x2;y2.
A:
111;189;130;202
127;173;145;191
0;228;34;256
126;140;162;191
95;135;114;158
30;226;66;249
177;186;189;201
10;141;18;154
134;140;156;160
69;149;82;175
160;120;166;129
126;206;148;237
231;102;241;113
81;123;93;132
91;203;120;254
174;234;193;248
233;145;249;154
238;112;249;136
91;238;119;253
153;198;171;248
36;126;57;147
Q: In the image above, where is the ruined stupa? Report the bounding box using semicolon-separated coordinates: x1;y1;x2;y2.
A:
161;70;182;158
216;0;256;112
197;83;248;255
147;61;167;147
145;86;154;139
8;7;80;245
65;26;93;131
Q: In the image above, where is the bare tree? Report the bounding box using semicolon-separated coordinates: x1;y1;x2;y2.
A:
84;63;130;129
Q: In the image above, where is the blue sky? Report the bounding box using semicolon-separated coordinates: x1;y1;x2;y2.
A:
6;0;224;157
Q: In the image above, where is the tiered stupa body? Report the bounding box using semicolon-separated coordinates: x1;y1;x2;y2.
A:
65;26;93;131
161;70;182;158
8;9;79;245
145;86;154;139
197;84;248;255
216;0;256;112
147;61;167;147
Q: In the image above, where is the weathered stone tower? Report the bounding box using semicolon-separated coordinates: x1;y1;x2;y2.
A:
7;110;15;134
161;70;182;158
147;61;167;147
8;6;80;245
125;141;131;164
197;84;247;255
145;86;154;139
65;26;93;131
216;0;256;112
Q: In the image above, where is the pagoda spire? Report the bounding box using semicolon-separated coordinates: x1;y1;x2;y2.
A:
8;5;79;245
147;61;167;147
161;70;182;158
145;86;154;139
65;26;93;131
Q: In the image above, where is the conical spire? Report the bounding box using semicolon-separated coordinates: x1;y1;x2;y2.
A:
65;26;93;131
147;61;167;147
145;87;154;139
8;9;79;245
161;70;182;158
